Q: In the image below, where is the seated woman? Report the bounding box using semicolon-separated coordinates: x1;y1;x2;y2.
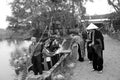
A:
43;38;60;68
51;39;61;66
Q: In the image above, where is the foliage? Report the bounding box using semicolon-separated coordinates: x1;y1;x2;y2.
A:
107;0;120;20
107;0;120;12
7;0;92;39
107;0;120;33
106;0;120;40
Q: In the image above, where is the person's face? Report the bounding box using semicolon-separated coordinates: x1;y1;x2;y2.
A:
31;37;36;43
91;29;95;32
87;30;90;33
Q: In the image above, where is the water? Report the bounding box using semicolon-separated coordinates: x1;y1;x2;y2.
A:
0;40;31;80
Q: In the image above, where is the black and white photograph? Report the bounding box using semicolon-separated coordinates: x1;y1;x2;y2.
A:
0;0;120;80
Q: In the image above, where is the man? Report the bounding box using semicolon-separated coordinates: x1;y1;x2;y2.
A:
86;23;104;73
29;37;43;75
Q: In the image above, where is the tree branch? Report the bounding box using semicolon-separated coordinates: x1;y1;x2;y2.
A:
108;0;120;12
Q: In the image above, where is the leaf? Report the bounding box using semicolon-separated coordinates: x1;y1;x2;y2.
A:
7;0;88;38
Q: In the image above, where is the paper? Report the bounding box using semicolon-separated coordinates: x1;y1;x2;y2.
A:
46;57;51;61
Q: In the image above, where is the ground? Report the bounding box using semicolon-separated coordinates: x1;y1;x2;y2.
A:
71;35;120;80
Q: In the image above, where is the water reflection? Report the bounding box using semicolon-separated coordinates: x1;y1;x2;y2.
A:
0;40;31;80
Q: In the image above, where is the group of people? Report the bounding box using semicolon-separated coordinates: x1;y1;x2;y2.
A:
75;23;104;73
28;23;105;76
28;35;61;75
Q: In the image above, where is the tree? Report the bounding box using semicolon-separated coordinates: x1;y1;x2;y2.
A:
7;0;92;38
107;0;120;19
107;0;120;31
107;0;120;13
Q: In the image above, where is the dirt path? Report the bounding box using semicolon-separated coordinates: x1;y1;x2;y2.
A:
71;35;120;80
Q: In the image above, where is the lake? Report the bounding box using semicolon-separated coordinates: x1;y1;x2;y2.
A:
0;40;31;80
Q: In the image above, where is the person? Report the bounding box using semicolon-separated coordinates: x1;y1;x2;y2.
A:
86;29;94;63
81;29;88;56
42;38;52;70
86;23;104;73
71;34;85;62
29;37;43;75
46;38;60;66
51;38;61;65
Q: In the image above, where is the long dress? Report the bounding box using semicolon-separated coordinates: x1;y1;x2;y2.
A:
73;35;85;61
92;29;104;71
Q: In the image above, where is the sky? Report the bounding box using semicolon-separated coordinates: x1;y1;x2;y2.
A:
0;0;12;29
0;0;115;29
84;0;115;15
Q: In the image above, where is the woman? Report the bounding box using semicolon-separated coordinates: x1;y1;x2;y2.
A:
86;23;104;73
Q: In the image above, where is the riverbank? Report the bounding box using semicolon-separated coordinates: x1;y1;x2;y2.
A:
0;40;31;80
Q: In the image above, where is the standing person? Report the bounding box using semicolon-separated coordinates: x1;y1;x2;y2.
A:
73;34;84;62
86;23;104;73
29;37;43;75
80;30;88;59
86;29;94;63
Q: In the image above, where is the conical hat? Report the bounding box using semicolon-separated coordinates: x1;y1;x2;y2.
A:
86;23;98;30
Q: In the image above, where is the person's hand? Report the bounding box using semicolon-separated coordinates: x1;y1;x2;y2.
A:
86;39;90;42
89;43;92;46
89;42;94;46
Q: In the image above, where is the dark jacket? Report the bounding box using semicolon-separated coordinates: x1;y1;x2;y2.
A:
82;31;88;40
29;42;44;56
93;30;104;50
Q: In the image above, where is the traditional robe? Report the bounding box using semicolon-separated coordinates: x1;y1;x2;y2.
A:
92;29;104;71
